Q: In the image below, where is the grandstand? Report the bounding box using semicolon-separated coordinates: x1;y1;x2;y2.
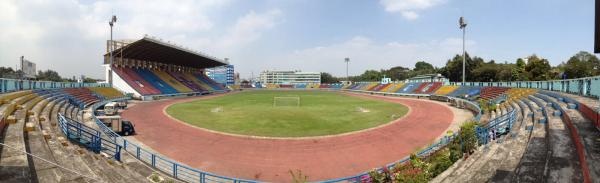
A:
106;36;229;99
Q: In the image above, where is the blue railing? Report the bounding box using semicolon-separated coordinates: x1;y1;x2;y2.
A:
321;130;460;183
57;113;121;161
476;110;517;145
0;78;110;93
449;75;600;99
89;97;257;183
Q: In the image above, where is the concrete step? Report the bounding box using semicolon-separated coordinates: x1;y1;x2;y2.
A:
538;93;593;181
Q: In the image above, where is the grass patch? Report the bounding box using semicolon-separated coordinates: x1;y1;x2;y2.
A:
166;90;408;137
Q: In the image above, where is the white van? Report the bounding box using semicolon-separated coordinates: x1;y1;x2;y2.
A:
104;102;118;116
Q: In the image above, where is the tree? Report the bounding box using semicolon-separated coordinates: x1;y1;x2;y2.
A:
320;72;338;83
414;61;434;72
514;58;527;80
441;52;483;82
384;66;411;81
563;51;600;79
0;67;19;79
36;69;63;82
524;55;552;81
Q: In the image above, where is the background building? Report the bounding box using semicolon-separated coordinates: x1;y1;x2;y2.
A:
206;65;235;86
259;70;321;84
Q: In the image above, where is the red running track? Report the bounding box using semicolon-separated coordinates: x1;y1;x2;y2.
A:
120;92;455;182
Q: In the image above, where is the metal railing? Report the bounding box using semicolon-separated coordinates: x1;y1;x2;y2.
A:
476;109;517;145
0;78;110;93
57;113;121;161
89;97;257;183
449;75;600;99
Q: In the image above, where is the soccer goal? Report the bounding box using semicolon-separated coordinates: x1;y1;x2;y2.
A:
273;96;301;107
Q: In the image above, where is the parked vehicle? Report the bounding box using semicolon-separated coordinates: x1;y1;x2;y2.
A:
96;115;135;136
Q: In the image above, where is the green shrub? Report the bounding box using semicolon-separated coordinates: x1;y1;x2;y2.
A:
459;121;478;154
368;168;392;183
427;149;452;177
448;138;463;163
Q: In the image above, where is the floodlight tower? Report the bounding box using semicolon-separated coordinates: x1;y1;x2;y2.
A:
108;15;117;85
345;58;350;84
459;17;467;85
109;15;117;65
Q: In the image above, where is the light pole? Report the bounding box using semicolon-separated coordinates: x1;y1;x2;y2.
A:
108;15;117;85
345;58;350;84
459;17;467;85
109;15;117;65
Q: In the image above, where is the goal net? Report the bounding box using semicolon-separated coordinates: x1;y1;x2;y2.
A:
273;96;300;107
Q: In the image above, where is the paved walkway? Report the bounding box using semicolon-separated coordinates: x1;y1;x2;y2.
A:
120;92;456;182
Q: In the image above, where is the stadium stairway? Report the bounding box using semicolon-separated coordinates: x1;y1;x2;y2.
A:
0;92;37;182
58;101;152;182
506;96;549;182
1;89;158;182
431;101;523;183
537;92;600;180
433;91;590;182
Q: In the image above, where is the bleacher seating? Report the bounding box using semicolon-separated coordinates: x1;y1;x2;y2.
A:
447;86;481;98
383;83;404;92
395;83;421;93
112;66;161;95
113;66;227;96
414;82;443;94
280;84;294;88
369;84;390;91
480;87;510;100
0;87;166;182
434;86;458;95
134;68;179;94
87;87;125;99
63;88;101;108
318;84;331;88
152;70;193;93
194;73;225;90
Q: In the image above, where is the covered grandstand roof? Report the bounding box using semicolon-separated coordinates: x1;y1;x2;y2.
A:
105;36;228;69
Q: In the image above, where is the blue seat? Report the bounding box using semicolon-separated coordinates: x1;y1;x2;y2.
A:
134;69;178;94
396;83;421;93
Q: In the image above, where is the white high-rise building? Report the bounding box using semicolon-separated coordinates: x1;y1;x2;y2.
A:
259;70;321;84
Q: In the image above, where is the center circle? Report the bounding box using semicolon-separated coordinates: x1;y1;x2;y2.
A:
165;90;409;137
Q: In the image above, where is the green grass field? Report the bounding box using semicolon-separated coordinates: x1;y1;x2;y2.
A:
166;90;408;137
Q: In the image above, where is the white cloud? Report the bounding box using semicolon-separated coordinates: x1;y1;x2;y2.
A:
0;0;230;79
218;9;282;50
380;0;445;20
401;11;419;20
240;36;476;78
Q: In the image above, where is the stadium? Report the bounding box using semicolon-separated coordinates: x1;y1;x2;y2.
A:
1;1;600;183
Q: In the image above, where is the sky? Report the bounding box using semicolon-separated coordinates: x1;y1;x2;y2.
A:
0;0;595;79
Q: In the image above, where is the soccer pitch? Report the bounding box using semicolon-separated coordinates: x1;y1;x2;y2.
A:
166;90;408;137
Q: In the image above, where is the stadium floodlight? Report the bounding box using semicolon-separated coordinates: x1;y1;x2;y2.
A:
108;15;117;65
108;15;117;85
345;58;350;84
459;17;467;85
